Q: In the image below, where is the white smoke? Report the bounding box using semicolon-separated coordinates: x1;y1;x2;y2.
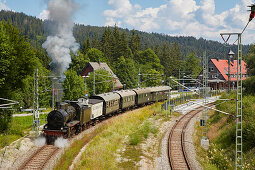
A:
34;136;46;146
42;0;79;76
54;137;69;148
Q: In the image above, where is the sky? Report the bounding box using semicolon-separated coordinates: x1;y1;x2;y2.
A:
1;0;255;44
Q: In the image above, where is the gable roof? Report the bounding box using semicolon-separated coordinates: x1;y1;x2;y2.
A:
81;62;123;89
211;59;247;81
88;62;116;77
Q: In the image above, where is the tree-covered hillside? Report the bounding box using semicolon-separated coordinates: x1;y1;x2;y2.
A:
0;10;250;59
0;10;252;108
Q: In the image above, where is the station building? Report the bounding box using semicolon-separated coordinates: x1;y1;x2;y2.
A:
198;59;248;90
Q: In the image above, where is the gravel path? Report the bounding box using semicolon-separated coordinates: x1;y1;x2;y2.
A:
155;118;177;170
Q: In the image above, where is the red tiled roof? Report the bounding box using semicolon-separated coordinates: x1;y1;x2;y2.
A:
211;59;247;81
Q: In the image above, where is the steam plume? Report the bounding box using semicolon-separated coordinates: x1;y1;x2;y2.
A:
42;0;79;76
54;137;69;148
34;136;46;146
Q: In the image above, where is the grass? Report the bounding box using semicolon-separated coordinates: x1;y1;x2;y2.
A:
193;111;219;170
74;106;154;169
129;121;157;145
0;113;47;149
194;92;255;169
54;132;98;170
54;102;180;170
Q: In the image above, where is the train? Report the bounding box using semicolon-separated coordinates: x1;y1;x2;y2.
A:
43;86;171;144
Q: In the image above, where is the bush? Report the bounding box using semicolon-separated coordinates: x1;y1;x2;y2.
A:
129;120;158;145
208;144;232;169
243;76;255;94
0;110;12;133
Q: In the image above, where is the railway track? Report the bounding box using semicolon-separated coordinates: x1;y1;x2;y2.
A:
19;145;59;170
168;105;211;170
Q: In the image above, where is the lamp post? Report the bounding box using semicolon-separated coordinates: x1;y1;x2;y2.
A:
182;73;185;103
82;75;90;98
169;77;171;110
228;49;235;93
138;68;141;88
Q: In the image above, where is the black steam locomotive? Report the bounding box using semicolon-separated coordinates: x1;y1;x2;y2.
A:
43;86;170;144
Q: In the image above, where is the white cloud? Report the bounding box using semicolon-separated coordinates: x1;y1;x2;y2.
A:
38;9;50;20
0;0;10;11
103;0;255;44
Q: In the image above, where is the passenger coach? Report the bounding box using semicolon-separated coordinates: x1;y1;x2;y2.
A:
132;87;152;106
115;90;136;110
90;92;120;115
150;86;171;102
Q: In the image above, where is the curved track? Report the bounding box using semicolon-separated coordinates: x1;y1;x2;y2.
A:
168;105;208;170
19;145;59;170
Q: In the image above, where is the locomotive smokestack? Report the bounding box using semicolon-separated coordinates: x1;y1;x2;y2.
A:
56;101;60;110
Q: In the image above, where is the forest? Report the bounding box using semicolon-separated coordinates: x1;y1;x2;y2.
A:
0;10;254;112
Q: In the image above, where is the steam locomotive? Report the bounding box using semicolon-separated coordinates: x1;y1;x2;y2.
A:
43;86;170;144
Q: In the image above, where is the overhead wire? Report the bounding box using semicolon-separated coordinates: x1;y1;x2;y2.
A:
232;20;250;44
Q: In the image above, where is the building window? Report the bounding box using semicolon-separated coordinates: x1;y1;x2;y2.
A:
212;74;217;78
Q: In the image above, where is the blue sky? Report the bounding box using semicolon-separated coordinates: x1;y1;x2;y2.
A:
1;0;255;44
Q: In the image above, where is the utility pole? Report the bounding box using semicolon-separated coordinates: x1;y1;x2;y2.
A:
33;69;40;132
182;73;185;103
93;70;95;95
52;78;55;110
220;32;243;170
201;51;209;149
179;69;181;102
112;77;115;92
228;57;231;93
138;68;141;88
236;34;243;170
216;71;219;98
169;77;171;108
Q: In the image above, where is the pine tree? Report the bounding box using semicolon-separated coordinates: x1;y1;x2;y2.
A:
92;34;100;49
159;42;171;76
101;27;113;63
169;43;183;77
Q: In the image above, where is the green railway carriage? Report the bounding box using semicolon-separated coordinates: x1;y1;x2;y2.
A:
150;86;171;102
115;90;136;110
132;87;152;105
90;92;120;115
